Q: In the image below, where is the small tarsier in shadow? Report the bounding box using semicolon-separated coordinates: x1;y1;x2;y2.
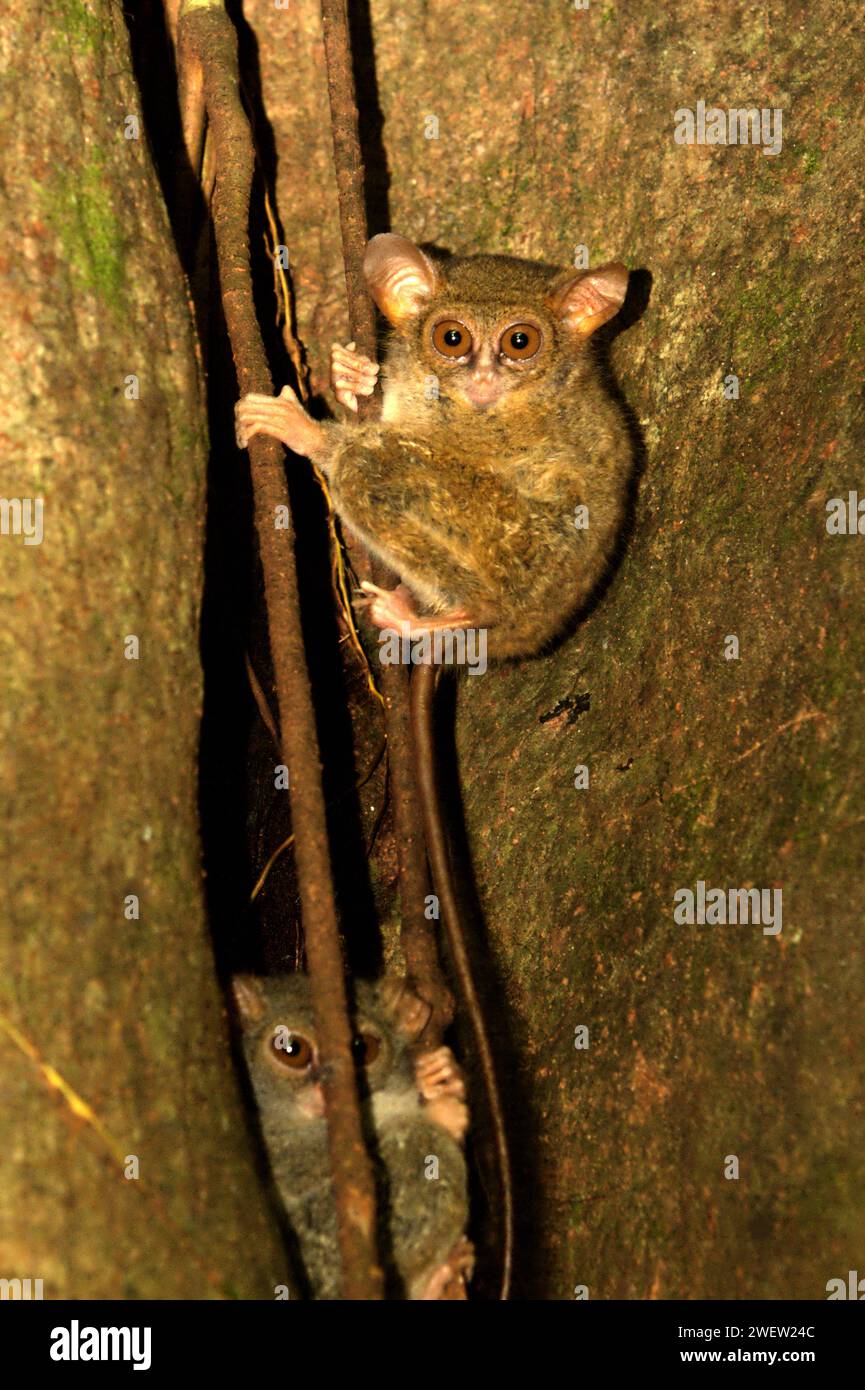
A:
233;973;473;1300
236;233;632;660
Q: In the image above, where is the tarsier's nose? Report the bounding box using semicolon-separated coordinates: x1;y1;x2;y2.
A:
299;1080;326;1119
464;344;503;408
472;342;496;376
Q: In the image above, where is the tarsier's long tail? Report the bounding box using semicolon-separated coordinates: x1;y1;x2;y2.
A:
410;660;514;1301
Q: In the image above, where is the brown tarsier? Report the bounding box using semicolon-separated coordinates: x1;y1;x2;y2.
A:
233;974;473;1300
235;233;632;658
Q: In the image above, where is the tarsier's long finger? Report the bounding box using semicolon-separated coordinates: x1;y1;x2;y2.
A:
331;342;379;377
331;342;379;410
419;1067;467;1100
332;364;378;390
422;1078;467;1105
235;405;304;436
235;385;324;456
333;386;359;412
359;581;389;600
239;391;287;407
235;414;287;447
333;377;378;399
237;384;299;409
420;1057;465;1090
422;1237;475;1300
235;407;281;430
416;1045;458;1077
235;408;286;433
236;394;300;417
418;1060;466;1100
334;371;377;393
235;419;274;448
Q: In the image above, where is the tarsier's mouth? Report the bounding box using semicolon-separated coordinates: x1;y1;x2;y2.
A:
461;381;504;410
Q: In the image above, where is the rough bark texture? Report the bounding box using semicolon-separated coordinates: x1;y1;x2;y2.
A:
242;0;864;1299
0;2;286;1296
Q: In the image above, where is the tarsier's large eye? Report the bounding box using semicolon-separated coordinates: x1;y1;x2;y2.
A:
271;1027;313;1070
432;319;472;358
352;1031;382;1066
499;323;542;360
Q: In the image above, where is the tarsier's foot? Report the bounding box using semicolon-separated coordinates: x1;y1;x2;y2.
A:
358;581;472;637
357;581;420;632
419;1237;475;1301
416;1046;469;1142
330;341;379;412
235;384;325;458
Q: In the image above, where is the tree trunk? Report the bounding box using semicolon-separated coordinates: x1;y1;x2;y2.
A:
242;0;865;1299
0;1;286;1297
4;0;861;1302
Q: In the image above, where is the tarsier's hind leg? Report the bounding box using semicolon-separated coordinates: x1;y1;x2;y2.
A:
416;1236;476;1301
330;435;534;633
357;581;472;637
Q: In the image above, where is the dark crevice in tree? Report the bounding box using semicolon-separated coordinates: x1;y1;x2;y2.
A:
123;1;382;982
346;0;391;235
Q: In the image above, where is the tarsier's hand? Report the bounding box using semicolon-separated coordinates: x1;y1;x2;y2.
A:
415;1046;469;1143
235;384;325;458
330;341;379;412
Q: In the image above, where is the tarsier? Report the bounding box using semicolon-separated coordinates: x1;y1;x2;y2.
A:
233;974;473;1300
235;233;632;658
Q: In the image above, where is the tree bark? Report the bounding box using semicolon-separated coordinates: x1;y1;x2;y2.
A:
3;0;861;1304
0;1;287;1297
241;0;865;1299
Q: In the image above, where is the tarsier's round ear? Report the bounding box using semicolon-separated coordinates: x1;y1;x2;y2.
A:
363;234;438;326
548;262;629;337
232;975;265;1022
